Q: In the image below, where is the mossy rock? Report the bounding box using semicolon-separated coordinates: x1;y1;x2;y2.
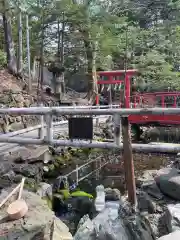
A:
54;153;72;164
42;196;52;210
9;102;17;108
96;138;106;142
54;155;66;164
24;179;39;192
81;148;92;155
63;152;72;161
49;164;55;171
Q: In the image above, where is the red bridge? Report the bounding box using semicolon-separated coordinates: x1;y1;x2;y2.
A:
96;69;180;126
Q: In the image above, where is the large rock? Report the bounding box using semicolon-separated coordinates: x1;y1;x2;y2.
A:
141;180;164;200
0;187;73;240
5;146;49;164
155;168;180;200
167;204;180;232
105;188;121;201
157;231;180;240
145;209;172;238
74;200;156;240
137;191;157;213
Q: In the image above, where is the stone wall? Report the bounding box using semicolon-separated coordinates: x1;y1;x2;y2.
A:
0;90;38;133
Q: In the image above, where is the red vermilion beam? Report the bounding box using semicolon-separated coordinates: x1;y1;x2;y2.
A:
98;69;138;77
97;80;123;84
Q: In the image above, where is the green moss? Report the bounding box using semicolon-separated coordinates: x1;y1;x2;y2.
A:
81;148;92;155
71;191;93;198
97;138;105;142
57;190;70;199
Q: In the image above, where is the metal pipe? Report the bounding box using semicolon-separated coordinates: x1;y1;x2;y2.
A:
0;107;180;116
0;136;180;153
38;103;45;139
46;114;53;143
0;137;43;144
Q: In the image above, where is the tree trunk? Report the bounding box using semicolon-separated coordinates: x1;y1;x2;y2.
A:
56;19;62;100
55;14;65;101
55;73;62;100
26;15;31;92
39;0;45;103
84;35;98;104
91;41;98;103
84;36;93;101
61;12;65;94
2;1;17;75
31;56;37;82
17;11;23;75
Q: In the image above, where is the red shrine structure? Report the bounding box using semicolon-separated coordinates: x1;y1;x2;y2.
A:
96;69;180;126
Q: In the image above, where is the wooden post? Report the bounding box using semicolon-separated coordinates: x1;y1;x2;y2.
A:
114;113;121;146
122;116;136;205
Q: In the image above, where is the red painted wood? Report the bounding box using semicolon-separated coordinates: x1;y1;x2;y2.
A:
97;80;123;84
97;69;180;125
130;91;180;125
128;115;180;125
98;69;138;76
125;75;130;108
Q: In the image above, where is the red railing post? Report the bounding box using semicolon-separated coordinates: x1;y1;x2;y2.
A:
125;73;131;108
174;96;177;108
161;96;165;108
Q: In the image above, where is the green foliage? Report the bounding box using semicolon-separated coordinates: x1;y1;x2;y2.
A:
2;0;180;91
137;50;180;91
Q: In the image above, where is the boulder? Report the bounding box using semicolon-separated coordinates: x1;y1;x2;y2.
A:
155;168;180;200
137;170;158;186
74;200;156;240
5;146;49;164
0;162;12;175
36;182;52;198
137;191;157;213
105;188;121;201
145;209;172;238
167;204;180;232
12;164;41;178
0;188;73;240
141;180;164;200
157;231;180;240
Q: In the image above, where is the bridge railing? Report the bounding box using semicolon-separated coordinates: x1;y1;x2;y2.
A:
0;106;179;153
